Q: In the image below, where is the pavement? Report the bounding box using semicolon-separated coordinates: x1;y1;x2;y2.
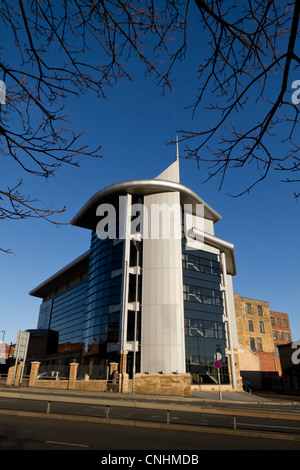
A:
1;383;300;406
191;390;300;404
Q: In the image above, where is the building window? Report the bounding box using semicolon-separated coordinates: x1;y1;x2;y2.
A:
257;305;262;316
283;318;288;327
277;317;281;327
248;320;254;332
272;330;277;340
259;321;265;333
247;303;252;314
275;345;280;356
250;337;256;350
279;331;284;341
257;338;263;351
285;332;290;342
184;318;225;340
183;284;222;306
271;316;275;326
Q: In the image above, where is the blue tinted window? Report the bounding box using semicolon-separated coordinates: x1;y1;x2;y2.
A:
182;241;229;384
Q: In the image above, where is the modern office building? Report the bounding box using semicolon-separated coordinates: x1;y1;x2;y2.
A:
29;158;240;389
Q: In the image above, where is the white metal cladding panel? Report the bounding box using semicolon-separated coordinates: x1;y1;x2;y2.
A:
141;191;186;373
225;273;239;348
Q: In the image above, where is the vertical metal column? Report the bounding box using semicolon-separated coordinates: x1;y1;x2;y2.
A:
119;194;131;354
132;238;140;394
220;252;237;389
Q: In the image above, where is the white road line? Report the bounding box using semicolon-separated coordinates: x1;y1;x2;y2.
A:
46;441;89;448
239;423;300;431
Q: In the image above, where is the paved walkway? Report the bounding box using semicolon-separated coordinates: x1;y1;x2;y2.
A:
191;390;298;403
192;390;266;402
1;383;300;405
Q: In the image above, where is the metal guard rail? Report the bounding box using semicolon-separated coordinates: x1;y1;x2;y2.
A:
0;391;300;433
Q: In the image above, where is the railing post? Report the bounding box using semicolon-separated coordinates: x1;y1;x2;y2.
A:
233;415;237;430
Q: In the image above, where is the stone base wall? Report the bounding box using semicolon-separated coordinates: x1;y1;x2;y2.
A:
135;373;191;397
26;378;110;392
8;362;245;395
31;380;69;390
73;380;108;392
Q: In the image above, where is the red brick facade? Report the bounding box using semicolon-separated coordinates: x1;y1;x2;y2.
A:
234;294;292;388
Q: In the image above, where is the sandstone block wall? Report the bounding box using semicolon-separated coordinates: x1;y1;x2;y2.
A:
135;373;191;397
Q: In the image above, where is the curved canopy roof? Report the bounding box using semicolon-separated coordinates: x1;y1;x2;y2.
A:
71;179;222;230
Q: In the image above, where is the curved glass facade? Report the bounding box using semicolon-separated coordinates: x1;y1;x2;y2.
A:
82;232;123;355
50;281;87;352
45;232;124;372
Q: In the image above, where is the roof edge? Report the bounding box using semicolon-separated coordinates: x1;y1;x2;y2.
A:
29;251;90;298
71;179;222;229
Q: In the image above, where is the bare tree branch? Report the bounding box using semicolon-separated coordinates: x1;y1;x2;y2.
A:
177;0;300;197
1;0;300;254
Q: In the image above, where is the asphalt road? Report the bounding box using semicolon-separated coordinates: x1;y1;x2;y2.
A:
0;397;300;434
1;389;300;452
1;393;300;435
1;414;300;451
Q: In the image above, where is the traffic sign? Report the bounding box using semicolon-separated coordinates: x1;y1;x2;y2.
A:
214;360;222;369
12;330;30;386
14;330;30;360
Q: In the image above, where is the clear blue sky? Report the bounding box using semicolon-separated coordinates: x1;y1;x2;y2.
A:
1;5;299;346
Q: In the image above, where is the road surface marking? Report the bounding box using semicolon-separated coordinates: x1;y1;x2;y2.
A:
239;422;300;431
46;440;89;448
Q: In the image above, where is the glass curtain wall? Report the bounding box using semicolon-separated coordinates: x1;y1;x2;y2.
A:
50;281;88;353
82;232;123;367
182;241;229;384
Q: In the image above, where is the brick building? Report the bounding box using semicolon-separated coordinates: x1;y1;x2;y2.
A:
270;311;292;351
234;294;291;390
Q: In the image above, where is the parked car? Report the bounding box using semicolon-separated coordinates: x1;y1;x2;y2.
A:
243;380;255;392
37;371;59;380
